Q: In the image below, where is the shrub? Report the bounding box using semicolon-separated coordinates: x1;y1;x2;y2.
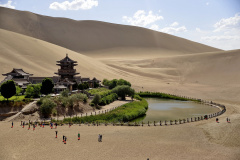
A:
40;98;56;118
25;84;41;98
137;91;200;102
112;85;135;100
60;89;69;97
99;93;118;105
102;79;110;86
102;79;131;89
92;94;101;106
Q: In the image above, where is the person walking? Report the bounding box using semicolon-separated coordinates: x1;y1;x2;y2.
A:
216;118;219;123
226;117;229;122
100;134;102;142
78;133;80;140
55;131;58;138
23;121;25;128
55;123;58;129
11;121;13;128
98;134;100;142
63;135;65;142
33;124;35;131
64;136;67;144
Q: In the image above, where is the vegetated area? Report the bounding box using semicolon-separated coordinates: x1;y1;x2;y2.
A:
87;79;134;108
36;90;89;118
0;95;25;101
63;95;148;123
138;91;201;102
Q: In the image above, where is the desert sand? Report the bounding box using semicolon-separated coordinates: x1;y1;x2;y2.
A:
0;7;240;160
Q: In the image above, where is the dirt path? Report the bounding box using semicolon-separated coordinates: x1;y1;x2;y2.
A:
4;101;37;122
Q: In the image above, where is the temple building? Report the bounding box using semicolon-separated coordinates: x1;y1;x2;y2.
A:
1;69;33;89
0;54;101;92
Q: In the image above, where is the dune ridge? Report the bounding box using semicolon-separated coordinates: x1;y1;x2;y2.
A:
0;7;221;56
0;7;240;160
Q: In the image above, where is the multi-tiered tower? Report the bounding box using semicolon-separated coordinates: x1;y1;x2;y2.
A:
55;54;79;81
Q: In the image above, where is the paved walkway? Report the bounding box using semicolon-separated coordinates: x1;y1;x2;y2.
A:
56;97;132;120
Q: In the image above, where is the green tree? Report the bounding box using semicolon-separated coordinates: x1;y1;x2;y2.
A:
83;82;89;89
15;86;23;99
109;79;118;89
40;98;56;118
92;94;101;106
41;78;54;95
25;84;41;98
0;80;16;101
117;79;131;87
112;85;135;100
102;79;110;86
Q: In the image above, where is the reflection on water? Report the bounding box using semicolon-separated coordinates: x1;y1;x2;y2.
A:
132;98;220;123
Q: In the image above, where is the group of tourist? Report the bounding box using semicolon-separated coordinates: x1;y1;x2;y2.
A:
11;121;103;144
216;117;230;123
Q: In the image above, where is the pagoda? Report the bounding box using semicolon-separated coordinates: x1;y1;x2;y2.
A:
55;54;79;81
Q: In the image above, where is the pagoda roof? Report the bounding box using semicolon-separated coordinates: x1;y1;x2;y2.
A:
57;54;77;63
2;68;33;76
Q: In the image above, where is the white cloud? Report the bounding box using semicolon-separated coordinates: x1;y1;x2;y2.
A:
196;28;201;32
122;10;163;27
201;35;240;41
49;0;98;10
150;24;159;30
170;22;179;27
160;26;187;34
0;0;15;9
214;13;240;32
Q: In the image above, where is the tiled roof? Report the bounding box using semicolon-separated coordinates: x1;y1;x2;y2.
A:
57;54;77;63
2;68;33;76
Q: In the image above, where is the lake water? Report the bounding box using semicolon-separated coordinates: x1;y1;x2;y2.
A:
133;98;220;123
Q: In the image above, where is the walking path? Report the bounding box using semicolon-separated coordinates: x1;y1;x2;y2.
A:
56;97;132;120
4;101;37;122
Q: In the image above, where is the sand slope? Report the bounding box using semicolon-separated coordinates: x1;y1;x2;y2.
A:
0;7;221;56
0;28;119;81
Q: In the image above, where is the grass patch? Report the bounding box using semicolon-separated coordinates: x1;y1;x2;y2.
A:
63;95;148;123
0;95;25;101
137;91;201;102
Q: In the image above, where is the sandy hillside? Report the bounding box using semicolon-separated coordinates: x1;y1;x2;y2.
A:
0;7;221;56
0;7;240;160
0;28;120;81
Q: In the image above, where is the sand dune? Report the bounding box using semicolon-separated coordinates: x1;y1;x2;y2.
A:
0;7;221;57
0;28;120;81
0;7;240;160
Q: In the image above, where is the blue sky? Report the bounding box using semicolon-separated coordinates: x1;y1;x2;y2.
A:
0;0;239;50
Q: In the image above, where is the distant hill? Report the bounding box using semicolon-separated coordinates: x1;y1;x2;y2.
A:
0;7;221;56
0;28;120;80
